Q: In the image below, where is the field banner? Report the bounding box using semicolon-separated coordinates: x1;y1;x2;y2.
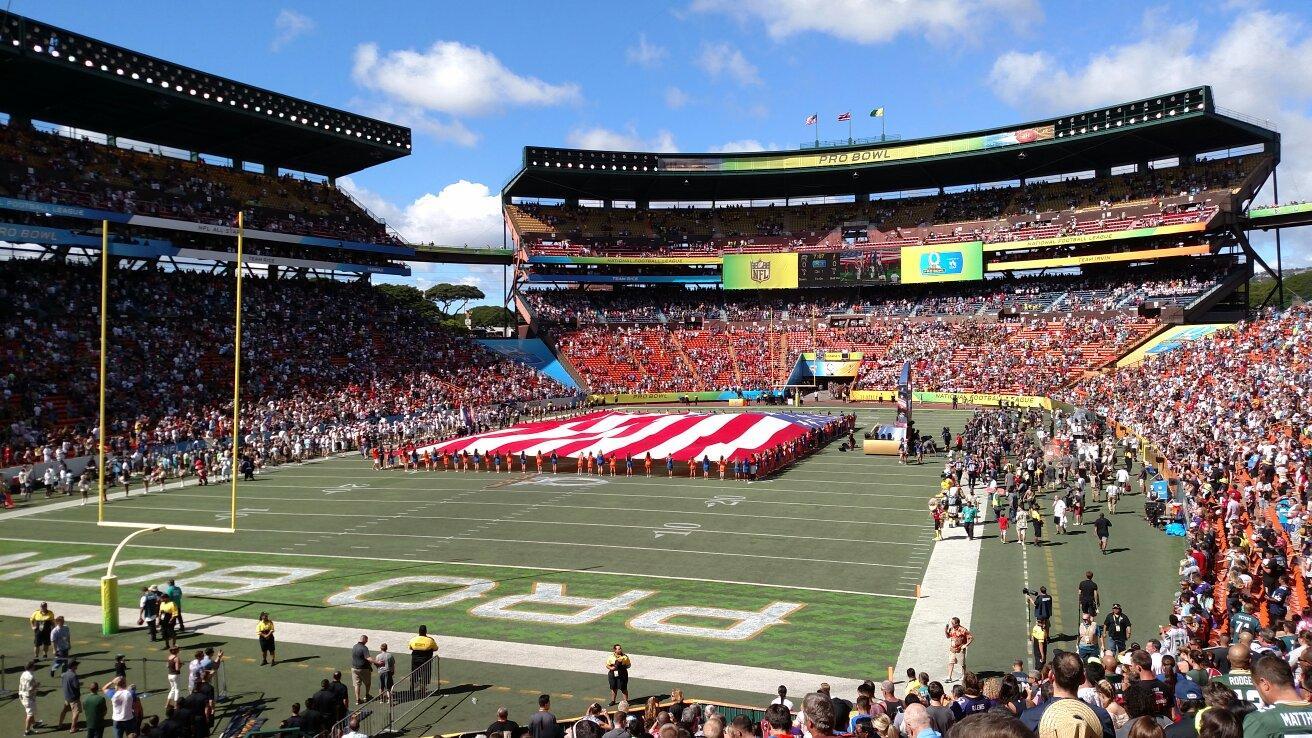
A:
722;253;800;290
900;243;984;284
1115;323;1234;367
660;125;1054;172
851;389;1051;408
985;243;1212;272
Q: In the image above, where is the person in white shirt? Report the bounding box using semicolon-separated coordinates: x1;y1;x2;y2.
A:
19;660;40;735
1053;497;1068;535
342;716;369;738
109;679;137;733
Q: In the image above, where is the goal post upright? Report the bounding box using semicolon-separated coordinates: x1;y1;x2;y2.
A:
97;212;244;633
229;210;244;532
97;220;108;524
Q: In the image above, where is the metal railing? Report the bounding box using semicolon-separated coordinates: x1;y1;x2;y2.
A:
328;654;442;738
798;134;902;150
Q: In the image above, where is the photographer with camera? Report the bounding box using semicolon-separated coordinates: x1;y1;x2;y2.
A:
1024;587;1054;637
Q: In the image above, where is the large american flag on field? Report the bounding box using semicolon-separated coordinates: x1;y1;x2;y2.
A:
417;411;839;462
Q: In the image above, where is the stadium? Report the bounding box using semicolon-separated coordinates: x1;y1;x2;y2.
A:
1;6;1310;738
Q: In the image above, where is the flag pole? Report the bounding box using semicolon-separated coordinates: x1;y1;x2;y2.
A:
815;113;820;147
848;117;853;144
229;210;244;531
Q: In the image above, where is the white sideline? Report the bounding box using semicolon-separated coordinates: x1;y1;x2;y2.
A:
0;597;865;697
894;488;987;681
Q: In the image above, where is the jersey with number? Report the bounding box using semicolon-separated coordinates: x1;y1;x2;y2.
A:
1215;670;1262;707
1242;701;1312;738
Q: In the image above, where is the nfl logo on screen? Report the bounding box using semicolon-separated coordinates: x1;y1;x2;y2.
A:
750;259;771;283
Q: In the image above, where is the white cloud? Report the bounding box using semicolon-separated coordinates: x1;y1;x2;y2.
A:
665;86;691;109
697;42;760;86
566;126;679;152
626;33;668;68
356;101;479;147
986;9;1312;199
339;177;504;247
710;139;768;153
690;0;1040;45
351;41;582;117
271;9;315;52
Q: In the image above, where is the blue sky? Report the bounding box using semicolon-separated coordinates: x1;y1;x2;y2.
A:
20;0;1312;297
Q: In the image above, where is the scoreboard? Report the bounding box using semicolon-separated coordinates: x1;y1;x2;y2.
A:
798;253;840;285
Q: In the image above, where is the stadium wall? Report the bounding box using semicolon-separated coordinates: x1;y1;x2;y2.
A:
476;338;580;390
850;390;1053;408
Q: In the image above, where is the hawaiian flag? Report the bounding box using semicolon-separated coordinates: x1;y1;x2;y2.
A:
837;112;852;122
804;114;818;126
417;411;840;463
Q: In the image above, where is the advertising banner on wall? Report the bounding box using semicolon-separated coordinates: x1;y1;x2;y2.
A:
899;242;984;284
722;253;800;290
660;125;1054;172
985;243;1211;272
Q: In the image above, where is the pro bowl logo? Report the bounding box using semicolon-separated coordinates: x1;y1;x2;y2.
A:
919;250;963;277
750;259;772;283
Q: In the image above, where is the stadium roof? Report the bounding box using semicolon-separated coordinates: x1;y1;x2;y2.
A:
504;87;1280;203
0;11;410;178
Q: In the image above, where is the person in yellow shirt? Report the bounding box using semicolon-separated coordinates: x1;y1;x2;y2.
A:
158;596;179;650
30;602;54;659
408;625;438;694
606;643;631;705
257;612;276;666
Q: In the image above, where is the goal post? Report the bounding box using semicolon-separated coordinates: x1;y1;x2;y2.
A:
95;212;246;633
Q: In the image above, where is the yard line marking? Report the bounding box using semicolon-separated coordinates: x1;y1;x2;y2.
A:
84;501;923;543
93;488;932;514
0;535;912;598
25;491;934;525
8;520;920;571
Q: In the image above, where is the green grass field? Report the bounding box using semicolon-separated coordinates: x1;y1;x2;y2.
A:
0;405;1183;733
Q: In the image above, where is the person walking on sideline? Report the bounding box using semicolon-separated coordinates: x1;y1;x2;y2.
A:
409;625;438;695
351;634;373;705
58;659;81;732
20;660;41;735
83;681;107;738
606;644;631;705
50;616;71;676
31;602;55;659
257;612;276;666
945;617;972;683
375;644;395;704
1093;512;1112;554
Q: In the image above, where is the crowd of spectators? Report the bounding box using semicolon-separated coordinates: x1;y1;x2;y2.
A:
0;122;399;245
1;259;577;468
511;155;1261;257
525;266;1228;329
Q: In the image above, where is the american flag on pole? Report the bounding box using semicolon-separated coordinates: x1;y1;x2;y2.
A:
417;411;841;462
837;112;852;122
804;114;818;126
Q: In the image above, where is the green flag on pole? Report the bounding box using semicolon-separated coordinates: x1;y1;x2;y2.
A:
869;107;884;117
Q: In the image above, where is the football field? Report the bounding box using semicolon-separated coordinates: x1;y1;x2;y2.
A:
0;407;967;682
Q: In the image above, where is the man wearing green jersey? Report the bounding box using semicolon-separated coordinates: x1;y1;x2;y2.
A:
1231;602;1262;643
1245;654;1312;738
1215;644;1261;708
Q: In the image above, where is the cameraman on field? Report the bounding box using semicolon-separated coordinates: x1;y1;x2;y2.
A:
1025;586;1054;637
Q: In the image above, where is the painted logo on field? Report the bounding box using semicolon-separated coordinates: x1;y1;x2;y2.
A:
0;552;801;641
